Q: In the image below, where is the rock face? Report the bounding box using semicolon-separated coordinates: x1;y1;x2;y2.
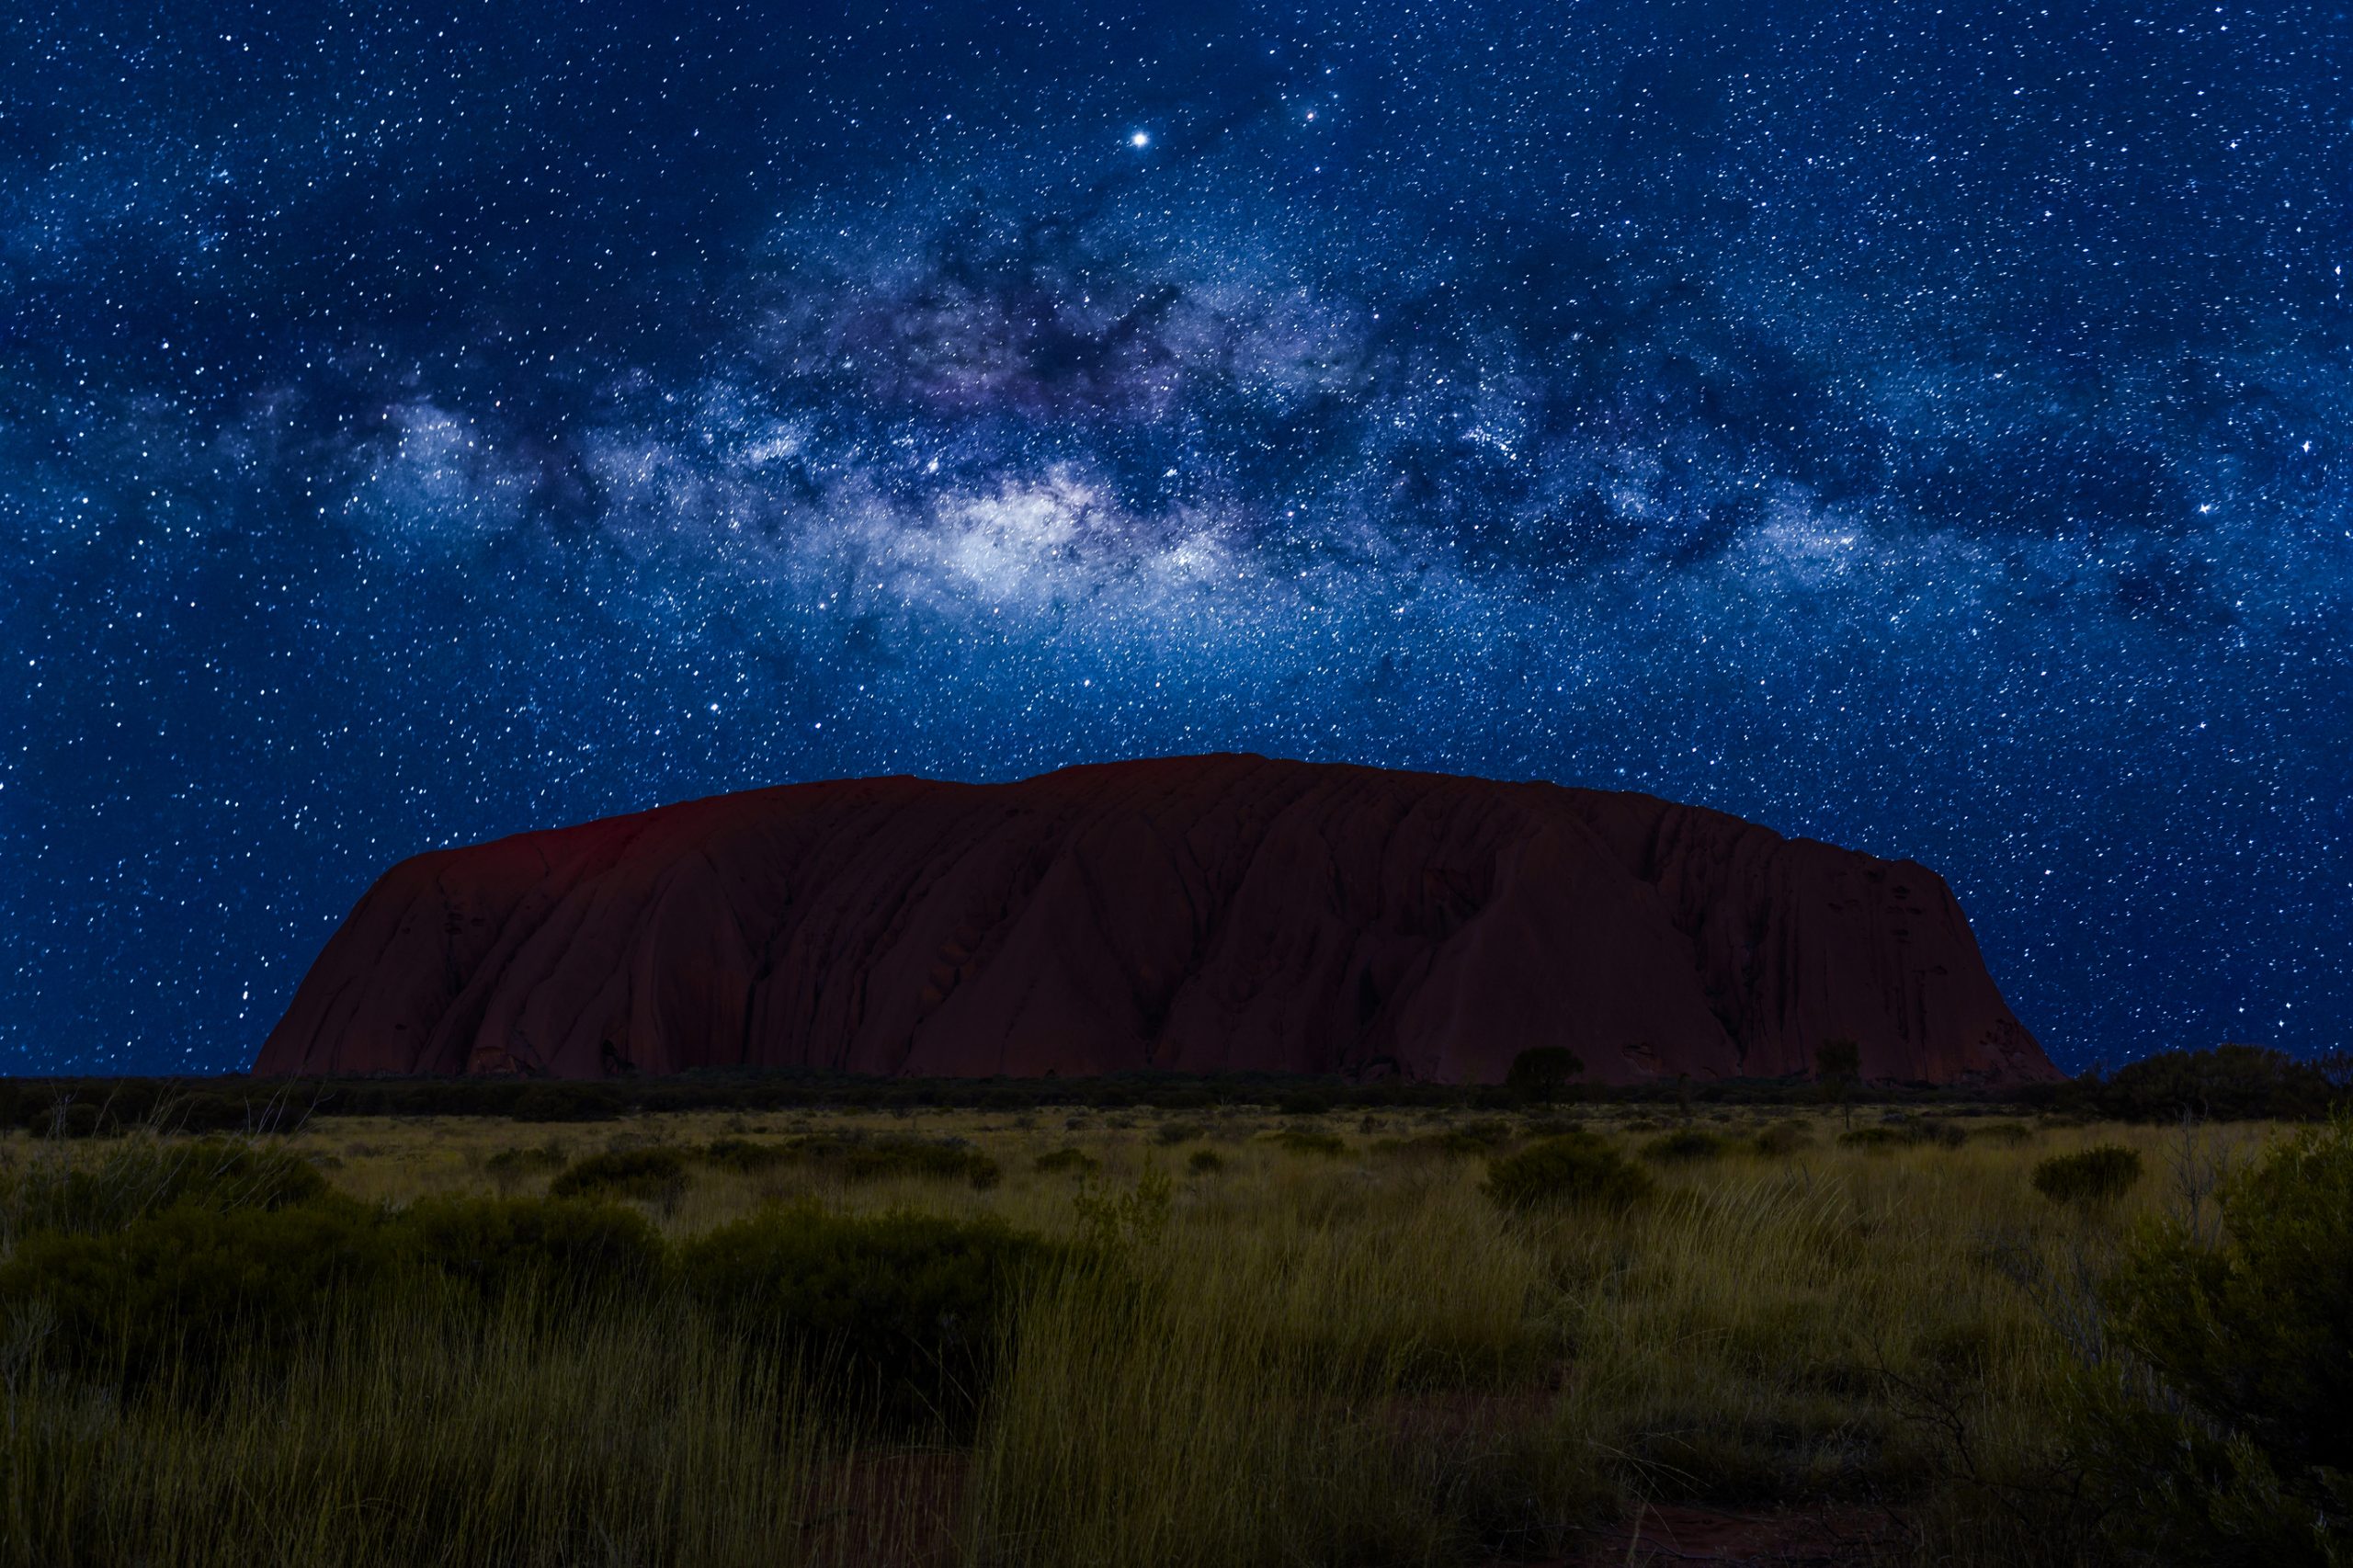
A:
255;755;2055;1085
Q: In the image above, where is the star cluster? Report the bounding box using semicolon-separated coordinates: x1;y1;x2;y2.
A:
2;1;2346;1073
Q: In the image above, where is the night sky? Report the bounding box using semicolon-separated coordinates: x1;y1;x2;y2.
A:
3;2;2346;1075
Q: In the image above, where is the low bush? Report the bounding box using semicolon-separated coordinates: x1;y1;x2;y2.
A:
1894;1116;1969;1149
701;1136;790;1173
1072;1167;1175;1258
3;1188;674;1392
396;1197;664;1301
1641;1128;1729;1164
1268;1128;1348;1159
482;1143;567;1193
675;1208;1055;1429
1034;1147;1100;1176
1837;1126;1904;1151
1482;1132;1654;1213
1153;1120;1207;1146
789;1134;1001;1190
548;1147;691;1205
1749;1119;1814;1157
484;1143;568;1173
2030;1144;2143;1208
2065;1043;2350;1123
5;1136;328;1239
1371;1128;1502;1161
0;1197;392;1385
2075;1118;2353;1563
1969;1119;2036;1144
40;1102;106;1139
1186;1148;1224;1176
160;1138;332;1212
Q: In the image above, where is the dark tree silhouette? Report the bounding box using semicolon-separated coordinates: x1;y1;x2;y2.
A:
1504;1047;1584;1104
1815;1038;1862;1130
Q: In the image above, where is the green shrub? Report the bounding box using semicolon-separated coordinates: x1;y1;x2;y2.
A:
1371;1131;1484;1161
1641;1128;1728;1164
701;1137;790;1173
675;1208;1054;1429
1370;1120;1513;1160
0;1198;391;1385
548;1147;691;1206
1969;1120;2036;1145
788;1134;1001;1190
5;1137;328;1240
50;1103;105;1139
1750;1119;1814;1157
1073;1167;1175;1257
2076;1043;2347;1123
1277;1091;1334;1117
1153;1120;1207;1146
1482;1133;1654;1213
151;1138;331;1213
482;1143;567;1193
1520;1115;1584;1140
0;1187;672;1393
484;1143;568;1173
1034;1147;1100;1176
1186;1148;1225;1176
2075;1119;2353;1563
1835;1117;1964;1153
1268;1128;1348;1159
2030;1145;2143;1208
1893;1116;1969;1149
395;1197;663;1300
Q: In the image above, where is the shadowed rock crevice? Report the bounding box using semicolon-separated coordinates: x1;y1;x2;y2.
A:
256;755;2056;1085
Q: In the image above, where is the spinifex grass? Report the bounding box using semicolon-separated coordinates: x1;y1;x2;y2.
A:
1;1286;961;1568
0;1108;2278;1566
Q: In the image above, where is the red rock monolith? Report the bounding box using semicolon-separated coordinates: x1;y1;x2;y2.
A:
254;755;2054;1085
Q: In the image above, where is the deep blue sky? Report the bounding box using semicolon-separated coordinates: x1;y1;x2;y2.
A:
2;1;2346;1074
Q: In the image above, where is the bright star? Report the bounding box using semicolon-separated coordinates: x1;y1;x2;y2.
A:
1129;131;1150;148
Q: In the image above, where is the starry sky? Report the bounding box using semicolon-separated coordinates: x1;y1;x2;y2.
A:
2;1;2347;1075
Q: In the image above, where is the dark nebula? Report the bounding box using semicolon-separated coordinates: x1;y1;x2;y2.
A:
2;1;2345;1072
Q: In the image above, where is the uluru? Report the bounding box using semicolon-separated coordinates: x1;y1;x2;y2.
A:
255;755;2055;1085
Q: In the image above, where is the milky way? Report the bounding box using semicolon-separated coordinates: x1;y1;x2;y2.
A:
3;2;2347;1073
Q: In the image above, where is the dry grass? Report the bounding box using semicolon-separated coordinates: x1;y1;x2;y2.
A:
0;1103;2267;1566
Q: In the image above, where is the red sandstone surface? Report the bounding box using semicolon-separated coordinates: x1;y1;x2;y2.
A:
254;755;2054;1085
